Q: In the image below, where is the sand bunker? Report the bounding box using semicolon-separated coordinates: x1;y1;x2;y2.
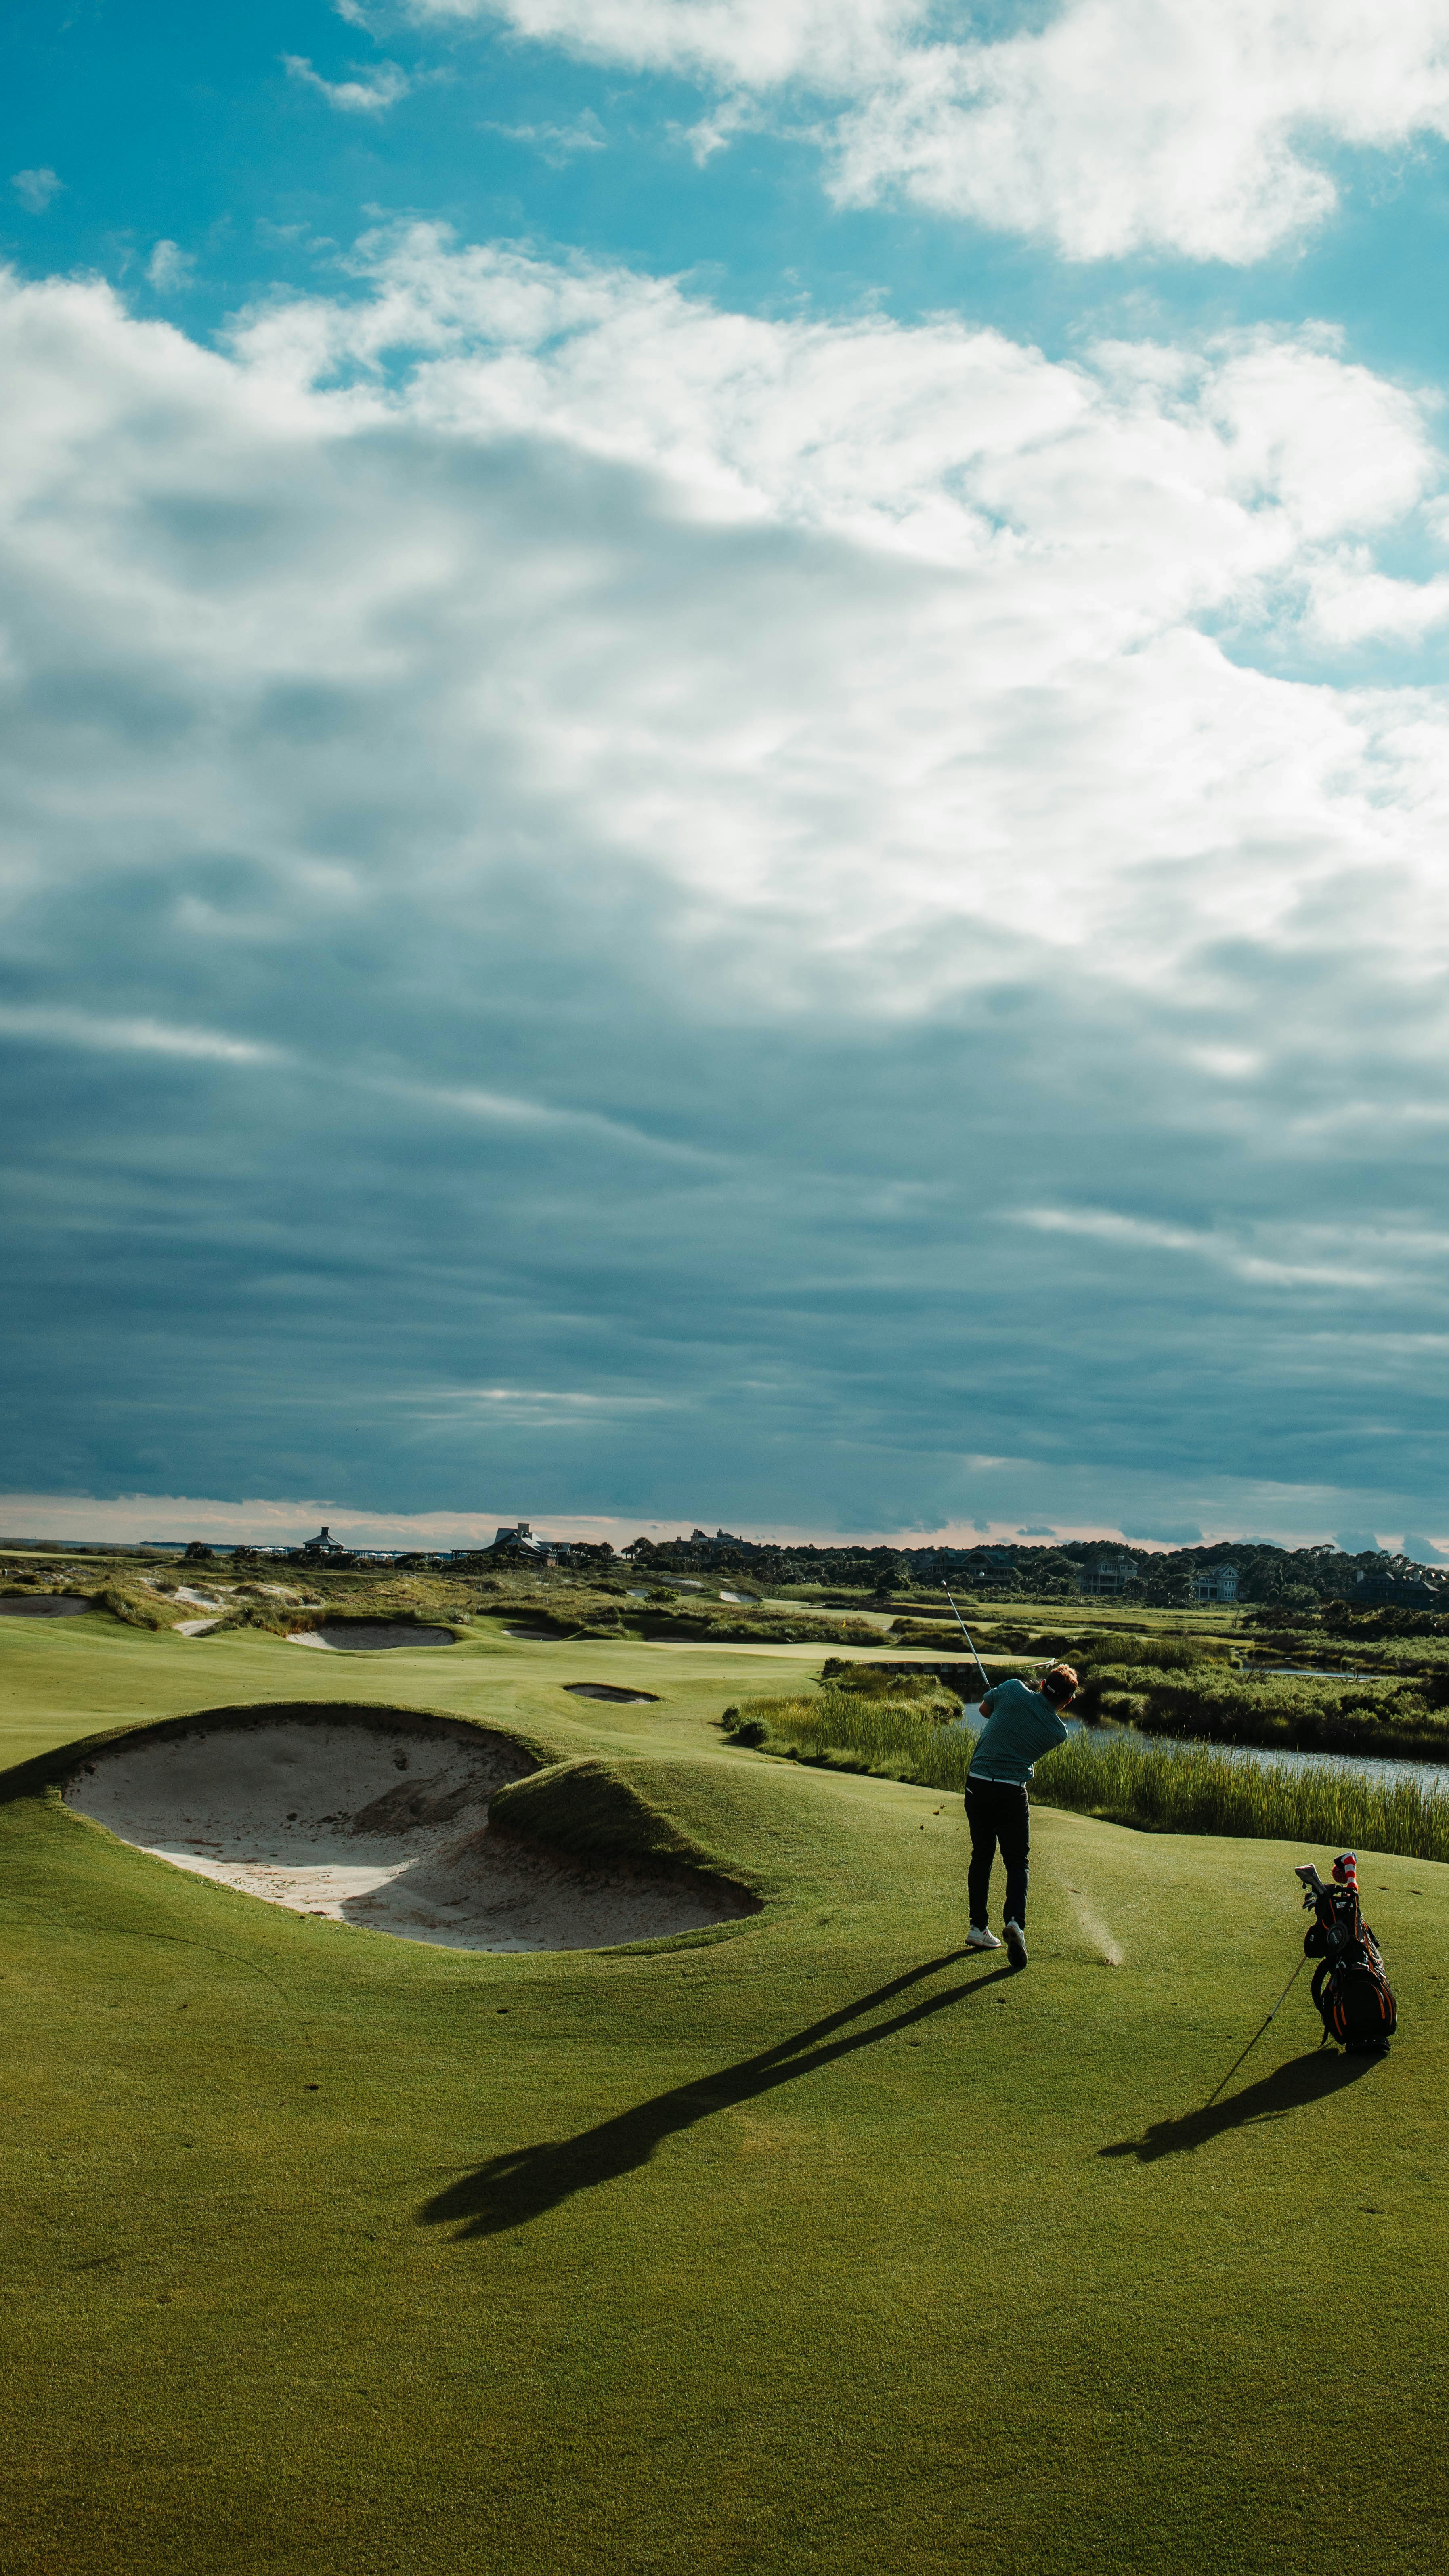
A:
503;1626;558;1640
0;1595;96;1618
563;1682;661;1704
63;1711;748;1951
287;1622;456;1653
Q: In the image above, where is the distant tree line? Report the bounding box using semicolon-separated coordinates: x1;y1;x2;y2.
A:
615;1529;1447;1609
179;1524;1445;1612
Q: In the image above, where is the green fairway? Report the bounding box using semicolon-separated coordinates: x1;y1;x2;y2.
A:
4;1613;1447;2575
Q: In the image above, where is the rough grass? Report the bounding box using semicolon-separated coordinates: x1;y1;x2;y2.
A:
0;1552;886;1650
483;1586;883;1648
728;1691;1449;1862
4;1615;1449;2576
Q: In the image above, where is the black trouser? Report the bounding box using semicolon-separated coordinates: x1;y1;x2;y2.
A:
965;1778;1030;1929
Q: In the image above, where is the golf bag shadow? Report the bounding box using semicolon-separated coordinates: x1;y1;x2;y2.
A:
1302;1859;1397;2056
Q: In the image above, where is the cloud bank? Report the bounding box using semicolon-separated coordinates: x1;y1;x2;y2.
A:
4;230;1449;1527
411;0;1449;260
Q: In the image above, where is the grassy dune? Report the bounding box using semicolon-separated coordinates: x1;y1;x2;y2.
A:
0;1557;887;1650
3;1613;1447;2576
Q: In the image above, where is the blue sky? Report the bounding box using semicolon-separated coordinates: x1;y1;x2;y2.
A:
6;0;1449;1552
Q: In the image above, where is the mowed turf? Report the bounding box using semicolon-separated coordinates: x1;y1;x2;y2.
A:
4;1614;1448;2576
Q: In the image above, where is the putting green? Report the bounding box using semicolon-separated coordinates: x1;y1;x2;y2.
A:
4;1616;1447;2576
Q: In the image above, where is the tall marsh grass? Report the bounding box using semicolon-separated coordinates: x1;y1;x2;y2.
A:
726;1690;1449;1864
1086;1665;1449;1761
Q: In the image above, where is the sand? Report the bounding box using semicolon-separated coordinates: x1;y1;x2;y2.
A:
287;1622;456;1653
0;1596;96;1618
63;1711;749;1952
562;1682;661;1704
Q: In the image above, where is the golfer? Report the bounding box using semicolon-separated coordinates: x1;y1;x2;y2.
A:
963;1664;1078;1967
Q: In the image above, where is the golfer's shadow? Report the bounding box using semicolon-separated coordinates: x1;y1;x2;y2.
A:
420;1949;1013;2240
1100;2048;1377;2164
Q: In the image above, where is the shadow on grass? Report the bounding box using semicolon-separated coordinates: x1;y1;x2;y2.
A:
1100;2048;1378;2164
420;1949;1011;2239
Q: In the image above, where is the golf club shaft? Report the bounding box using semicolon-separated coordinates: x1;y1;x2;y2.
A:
943;1588;992;1701
1201;1954;1309;2110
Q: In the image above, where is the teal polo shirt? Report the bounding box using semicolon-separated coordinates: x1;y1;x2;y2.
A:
968;1677;1069;1785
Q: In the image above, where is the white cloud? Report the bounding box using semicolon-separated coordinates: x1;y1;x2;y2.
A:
0;1005;282;1065
1182;1044;1264;1080
11;167;64;214
373;1076;714;1159
481;109;607;162
4;229;1449;1011
412;0;913;83
675;91;758;163
826;0;1449;262
1011;1209;1419;1293
1305;562;1449;646
413;0;1449;262
176;222;1449;996
282;53;413;113
146;240;197;293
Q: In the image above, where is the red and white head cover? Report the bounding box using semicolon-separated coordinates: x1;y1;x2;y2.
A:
1332;1851;1359;1891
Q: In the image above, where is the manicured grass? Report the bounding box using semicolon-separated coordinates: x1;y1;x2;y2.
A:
3;1615;1448;2575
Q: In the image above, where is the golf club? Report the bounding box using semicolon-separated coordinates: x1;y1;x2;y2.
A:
942;1588;993;1702
1200;1953;1310;2110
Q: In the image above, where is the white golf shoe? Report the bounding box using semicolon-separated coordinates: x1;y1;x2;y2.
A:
965;1925;1002;1951
1003;1919;1028;1968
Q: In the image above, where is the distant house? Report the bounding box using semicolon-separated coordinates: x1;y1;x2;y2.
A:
957;1548;1017;1587
294;1525;350;1560
1353;1565;1440;1609
1192;1563;1239;1605
487;1522;560;1563
1080;1555;1140;1597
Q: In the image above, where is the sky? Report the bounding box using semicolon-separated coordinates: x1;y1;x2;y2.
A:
6;0;1449;1555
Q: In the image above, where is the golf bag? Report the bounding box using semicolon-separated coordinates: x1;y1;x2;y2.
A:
1300;1854;1396;2055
